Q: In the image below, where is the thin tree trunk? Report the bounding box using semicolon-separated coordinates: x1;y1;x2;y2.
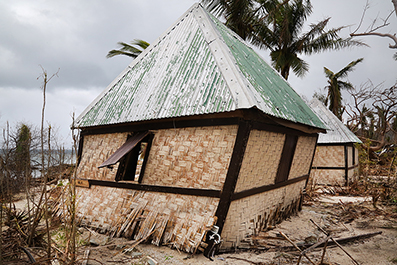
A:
39;69;49;259
43;125;51;261
25;143;32;245
67;113;78;263
28;67;58;257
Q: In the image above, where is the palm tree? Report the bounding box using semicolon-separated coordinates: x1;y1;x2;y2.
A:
253;0;366;79
203;0;367;80
202;0;288;42
203;0;261;41
324;58;363;120
106;39;150;59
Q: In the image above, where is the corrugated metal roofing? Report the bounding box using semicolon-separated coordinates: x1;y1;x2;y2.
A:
76;3;325;130
309;99;362;144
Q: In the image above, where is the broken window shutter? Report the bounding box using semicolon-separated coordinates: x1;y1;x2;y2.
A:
98;131;149;168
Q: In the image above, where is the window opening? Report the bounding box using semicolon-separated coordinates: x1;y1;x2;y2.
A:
116;133;153;182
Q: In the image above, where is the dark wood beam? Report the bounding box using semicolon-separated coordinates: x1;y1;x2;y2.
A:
231;174;308;201
275;134;298;183
76;134;84;167
305;134;319;187
83;179;221;198
214;120;252;234
80;117;241;136
316;142;355;147
251;122;317;137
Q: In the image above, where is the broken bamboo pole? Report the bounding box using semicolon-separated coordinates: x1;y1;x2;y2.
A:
320;239;328;264
310;219;360;265
301;235;332;255
279;232;315;265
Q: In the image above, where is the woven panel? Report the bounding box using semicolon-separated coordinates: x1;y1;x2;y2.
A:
310;166;359;186
77;133;128;181
142;125;238;189
310;169;346;186
235;130;285;193
346;146;358;167
312;145;345;167
310;145;359;186
288;136;317;179
221;180;305;249
76;186;218;253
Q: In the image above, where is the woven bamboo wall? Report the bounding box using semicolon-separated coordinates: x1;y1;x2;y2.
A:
76;186;218;253
288;136;317;179
311;145;359;186
310;169;345;186
346;145;359;182
312;145;344;167
75;125;237;252
221;133;316;249
143;125;238;189
221;181;305;249
234;130;285;193
314;167;357;184
77;133;128;181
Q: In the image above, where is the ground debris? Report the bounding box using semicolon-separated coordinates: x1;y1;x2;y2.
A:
3;175;397;264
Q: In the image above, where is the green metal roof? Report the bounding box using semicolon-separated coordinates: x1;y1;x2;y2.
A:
76;3;325;130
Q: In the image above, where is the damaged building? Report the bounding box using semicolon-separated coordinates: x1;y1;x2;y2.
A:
73;3;326;252
309;99;361;186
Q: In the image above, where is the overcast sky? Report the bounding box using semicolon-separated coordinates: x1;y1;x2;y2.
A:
0;0;396;148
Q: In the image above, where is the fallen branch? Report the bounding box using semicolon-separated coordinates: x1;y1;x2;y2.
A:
225;256;262;264
310;219;360;265
319;238;328;264
279;232;315;265
82;249;90;265
299;231;382;253
20;246;36;263
301;235;332;255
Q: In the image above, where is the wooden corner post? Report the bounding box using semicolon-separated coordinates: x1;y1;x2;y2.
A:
214;120;251;235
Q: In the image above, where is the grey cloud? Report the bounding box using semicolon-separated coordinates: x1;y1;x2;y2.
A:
0;0;395;147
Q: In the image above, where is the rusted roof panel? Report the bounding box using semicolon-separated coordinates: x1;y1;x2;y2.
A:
309;99;361;144
76;3;325;130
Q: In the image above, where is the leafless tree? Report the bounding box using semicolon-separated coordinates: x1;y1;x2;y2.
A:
346;81;397;151
350;0;397;59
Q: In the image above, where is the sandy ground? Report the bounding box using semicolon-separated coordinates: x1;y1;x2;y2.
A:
68;193;397;265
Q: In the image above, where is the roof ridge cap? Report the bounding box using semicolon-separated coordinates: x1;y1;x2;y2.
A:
192;5;255;109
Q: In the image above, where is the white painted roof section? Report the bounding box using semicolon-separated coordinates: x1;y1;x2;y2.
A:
76;3;325;130
309;98;362;144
